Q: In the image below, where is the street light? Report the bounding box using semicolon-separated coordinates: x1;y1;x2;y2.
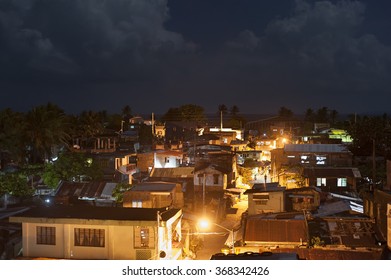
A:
198;218;235;252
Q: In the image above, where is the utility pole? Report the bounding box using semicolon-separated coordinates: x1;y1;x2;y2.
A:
220;110;223;144
151;112;155;136
371;138;376;191
203;173;206;215
220;110;223;131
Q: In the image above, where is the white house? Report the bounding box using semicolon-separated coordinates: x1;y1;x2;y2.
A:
10;206;183;260
388;203;391;251
244;183;286;215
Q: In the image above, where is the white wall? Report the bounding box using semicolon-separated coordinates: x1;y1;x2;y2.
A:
21;223;158;260
388;204;391;250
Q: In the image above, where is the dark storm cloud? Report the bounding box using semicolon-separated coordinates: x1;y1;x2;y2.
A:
1;0;391;115
0;0;192;83
210;0;391;113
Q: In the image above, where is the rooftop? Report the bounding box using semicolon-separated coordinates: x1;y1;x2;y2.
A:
284;144;350;153
9;206;181;222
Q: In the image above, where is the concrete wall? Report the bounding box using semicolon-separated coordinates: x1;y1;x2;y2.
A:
388;204;391;250
21;223;158;260
247;191;285;215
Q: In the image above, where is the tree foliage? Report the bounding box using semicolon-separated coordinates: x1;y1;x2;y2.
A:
238;166;253;185
161;104;206;122
42;152;103;188
25;103;71;163
0;108;26;163
70;110;105;138
112;182;133;203
346;114;391;158
304;107;339;124
278;106;293;119
0;172;34;197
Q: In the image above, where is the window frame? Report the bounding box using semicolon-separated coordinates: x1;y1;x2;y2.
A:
316;177;326;187
74;228;105;247
337;177;347;187
36;226;56;245
134;226;155;249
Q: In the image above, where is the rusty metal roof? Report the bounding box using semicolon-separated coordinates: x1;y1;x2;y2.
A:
54;181;115;200
244;214;307;243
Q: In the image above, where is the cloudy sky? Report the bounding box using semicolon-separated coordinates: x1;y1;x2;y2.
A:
1;0;391;115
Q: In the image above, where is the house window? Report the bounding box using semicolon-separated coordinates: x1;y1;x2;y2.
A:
337;178;347;187
255;200;268;205
253;194;269;205
74;228;105;247
301;155;310;164
213;174;219;184
316;178;326;187
36;226;56;245
316;156;327;165
253;194;270;200
132;200;142;208
134;227;155;249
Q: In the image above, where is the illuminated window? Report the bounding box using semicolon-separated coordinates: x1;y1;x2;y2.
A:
316;156;327;165
301;155;310;164
316;178;326;187
132;200;142;208
134;227;155;248
74;228;105;247
36;226;56;245
337;178;347;187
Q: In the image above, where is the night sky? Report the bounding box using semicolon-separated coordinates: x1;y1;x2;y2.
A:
1;0;391;116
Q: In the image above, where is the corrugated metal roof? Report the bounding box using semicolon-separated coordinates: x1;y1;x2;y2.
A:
284;144;350;153
150;167;194;178
303;167;361;178
245;217;307;243
55;181;116;200
194;163;231;174
308;217;380;249
131;181;177;192
101;183;117;198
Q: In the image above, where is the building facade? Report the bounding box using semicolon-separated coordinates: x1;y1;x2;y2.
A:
10;206;183;260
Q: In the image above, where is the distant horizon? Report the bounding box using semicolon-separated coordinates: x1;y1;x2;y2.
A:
2;103;391;119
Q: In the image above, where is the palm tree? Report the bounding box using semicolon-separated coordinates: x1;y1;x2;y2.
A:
77;111;105;138
25;103;70;163
0;108;26;164
122;105;132;122
230;105;239;117
218;104;228;115
278;106;293;119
